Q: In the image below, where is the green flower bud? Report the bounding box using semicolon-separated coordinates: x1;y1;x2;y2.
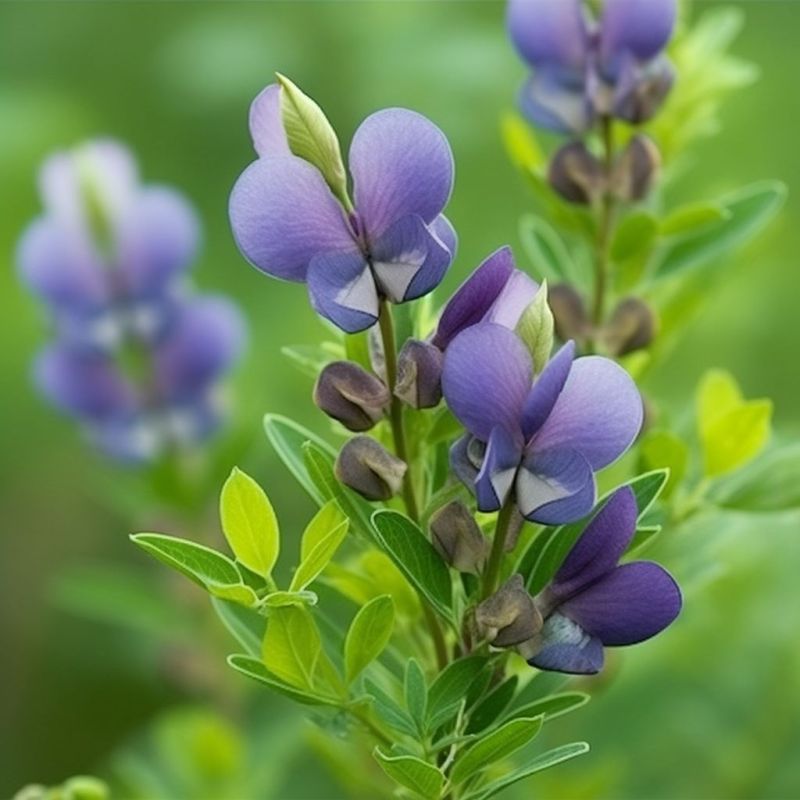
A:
313;361;390;431
429;501;488;574
335;436;406;501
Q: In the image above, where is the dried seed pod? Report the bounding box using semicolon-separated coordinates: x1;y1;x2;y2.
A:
313;361;390;431
430;501;488;574
334;435;406;501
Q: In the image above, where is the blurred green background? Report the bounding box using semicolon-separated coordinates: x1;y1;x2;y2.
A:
1;1;798;797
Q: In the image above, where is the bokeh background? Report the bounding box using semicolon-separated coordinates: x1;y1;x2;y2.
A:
1;1;798;797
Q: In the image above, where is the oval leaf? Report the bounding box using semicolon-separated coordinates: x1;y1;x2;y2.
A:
262;606;322;690
373;749;443;800
345;595;395;684
290;502;349;592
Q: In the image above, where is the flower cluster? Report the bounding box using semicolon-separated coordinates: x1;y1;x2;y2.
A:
18;140;245;461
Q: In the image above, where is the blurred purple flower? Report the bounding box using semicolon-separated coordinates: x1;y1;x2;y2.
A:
507;0;676;134
34;296;245;462
527;487;682;673
229;83;457;333
17;139;199;352
442;323;642;524
432;246;539;350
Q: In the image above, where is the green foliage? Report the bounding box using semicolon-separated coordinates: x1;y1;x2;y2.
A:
371;510;454;622
404;659;429;733
451;716;543;785
14;776;109;800
220;467;280;579
518;214;580;284
276;73;351;209
697;369;772;477
465;676;518;734
227;654;339;706
344;595;395;684
501;692;590;726
659;202;729;238
373;749;444;800
130;533;259;607
289;501;349;591
639;430;690;500
516;280;554;374
426;655;486;728
261;605;325;691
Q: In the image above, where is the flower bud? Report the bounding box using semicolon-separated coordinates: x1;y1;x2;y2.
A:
429;501;488;574
395;339;443;409
334;435;407;501
612;135;661;202
548;284;591;343
313;361;390;432
602;297;656;356
614;63;674;127
548;142;605;205
476;574;543;648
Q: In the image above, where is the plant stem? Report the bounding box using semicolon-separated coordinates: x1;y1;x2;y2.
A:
481;499;517;600
591;115;617;330
377;299;420;522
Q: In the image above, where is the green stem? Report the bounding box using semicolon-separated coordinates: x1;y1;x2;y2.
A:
590;115;617;331
481;499;517;600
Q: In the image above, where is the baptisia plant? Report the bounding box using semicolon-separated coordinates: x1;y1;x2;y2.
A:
19;140;245;461
229;76;456;333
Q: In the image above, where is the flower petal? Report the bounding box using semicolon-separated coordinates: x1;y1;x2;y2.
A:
506;0;589;71
518;70;594;135
521;341;575;439
475;426;524;512
249;83;290;157
527;612;604;675
433;246;515;350
370;214;452;303
550;486;637;601
441;323;532;442
350;108;454;237
450;433;482;489
430;214;458;259
532;356;643;469
229;155;353;282
515;446;594;524
115;187;199;297
485;269;540;329
600;0;676;65
560;561;682;646
34;344;134;420
307;249;378;333
155;297;245;400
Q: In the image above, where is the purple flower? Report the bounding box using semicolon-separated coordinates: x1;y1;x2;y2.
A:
527;487;682;674
441;323;642;524
432;246;539;350
17;139;199;351
229;83;457;333
34;296;245;462
507;0;676;134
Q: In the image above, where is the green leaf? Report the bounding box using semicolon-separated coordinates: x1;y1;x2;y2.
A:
261;606;322;690
638;431;689;500
655;181;786;279
220;467;280;579
501;692;590;726
405;658;428;731
371;510;453;621
611;211;659;263
451;716;543;785
227;654;339;706
426;655;486;726
712;443;800;512
516;280;554;374
281;343;340;378
465;676;519;734
626;525;662;556
345;595;395;684
276;73;350;210
210;597;265;656
131;533;258;607
697;370;772;477
303;441;376;540
364;679;419;737
289;501;349;592
518;214;578;283
263;414;336;505
373;749;444;800
501;112;545;174
660;202;730;238
465;742;589;800
261;590;318;608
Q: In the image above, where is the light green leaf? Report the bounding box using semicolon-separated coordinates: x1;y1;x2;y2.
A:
276;73;351;210
518;214;578;283
660;202;730;238
427;655;486;726
364;679;419;737
501;692;590;726
655;181;786;279
405;658;428;731
626;525;662;556
227;654;339;706
501;113;545;173
638;430;689;500
261;590;318;608
371;510;453;621
466;742;589;800
697;369;743;439
263;414;337;505
131;533;258;607
220;467;279;579
373;749;444;800
451;716;543;785
210;597;265;656
261;606;322;690
611;211;659;263
345;595;395;684
290;502;349;592
516;281;554;374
